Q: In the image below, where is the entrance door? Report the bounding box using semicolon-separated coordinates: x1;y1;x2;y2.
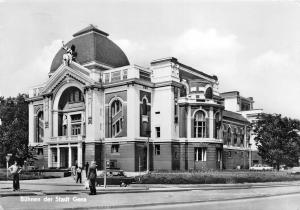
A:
60;148;69;168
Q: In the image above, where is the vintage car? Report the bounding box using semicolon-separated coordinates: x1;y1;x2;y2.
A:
289;167;300;174
96;169;135;186
249;164;273;171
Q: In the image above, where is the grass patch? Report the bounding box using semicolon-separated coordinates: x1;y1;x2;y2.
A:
136;171;300;184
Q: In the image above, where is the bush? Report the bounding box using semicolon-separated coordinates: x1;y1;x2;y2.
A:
135;171;300;184
0;173;60;181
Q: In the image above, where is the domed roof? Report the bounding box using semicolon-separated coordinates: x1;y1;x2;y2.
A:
50;25;130;73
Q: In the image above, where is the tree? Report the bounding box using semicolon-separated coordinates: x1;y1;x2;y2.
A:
0;94;32;166
253;113;300;170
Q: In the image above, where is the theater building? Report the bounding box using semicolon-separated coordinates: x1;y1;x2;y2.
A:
28;25;255;171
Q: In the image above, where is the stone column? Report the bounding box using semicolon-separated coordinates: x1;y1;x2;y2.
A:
187;106;191;139
28;102;35;144
68;144;72;168
49;97;53;137
53;111;58;137
48;146;52;168
77;143;83;167
57;147;61;168
68;114;71;137
244;126;247;148
209;107;214;138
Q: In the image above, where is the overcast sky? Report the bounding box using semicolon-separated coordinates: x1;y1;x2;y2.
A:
0;0;300;119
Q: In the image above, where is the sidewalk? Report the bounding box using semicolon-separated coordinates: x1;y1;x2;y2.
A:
0;178;300;210
1;176;300;197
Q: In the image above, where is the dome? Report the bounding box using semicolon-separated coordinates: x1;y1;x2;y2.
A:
50;25;130;73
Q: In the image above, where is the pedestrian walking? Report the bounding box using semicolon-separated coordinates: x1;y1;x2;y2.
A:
87;161;97;195
8;161;22;191
76;166;82;183
85;162;89;178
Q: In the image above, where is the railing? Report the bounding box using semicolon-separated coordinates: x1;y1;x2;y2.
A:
184;138;223;144
49;135;85;142
102;65;151;84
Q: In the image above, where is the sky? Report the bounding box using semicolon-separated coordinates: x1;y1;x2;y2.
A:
0;0;300;119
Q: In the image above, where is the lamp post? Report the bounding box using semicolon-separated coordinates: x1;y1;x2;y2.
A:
6;153;12;180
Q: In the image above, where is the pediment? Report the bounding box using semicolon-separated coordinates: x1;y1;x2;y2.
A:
41;63;95;95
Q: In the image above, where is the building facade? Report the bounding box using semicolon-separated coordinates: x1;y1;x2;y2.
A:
28;25;256;171
221;91;263;166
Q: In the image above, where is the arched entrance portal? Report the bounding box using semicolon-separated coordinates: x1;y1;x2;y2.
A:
49;85;85;169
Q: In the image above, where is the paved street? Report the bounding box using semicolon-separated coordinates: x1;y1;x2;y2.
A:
1;177;300;209
129;193;300;210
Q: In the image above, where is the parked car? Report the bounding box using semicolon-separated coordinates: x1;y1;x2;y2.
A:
96;169;135;186
279;165;288;171
249;164;273;171
289;167;300;174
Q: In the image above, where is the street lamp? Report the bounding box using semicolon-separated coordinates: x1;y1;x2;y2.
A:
6;153;12;180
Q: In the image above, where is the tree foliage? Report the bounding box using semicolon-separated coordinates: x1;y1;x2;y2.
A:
0;94;31;165
253;113;300;170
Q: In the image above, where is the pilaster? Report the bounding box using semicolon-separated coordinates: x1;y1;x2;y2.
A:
57;147;60;168
209;107;214;138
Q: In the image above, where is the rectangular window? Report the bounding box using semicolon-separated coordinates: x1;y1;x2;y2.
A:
104;73;110;83
71;124;81;135
123;69;128;79
156;127;161;138
155;145;161;155
111;144;120;153
228;151;232;158
139;70;151;81
52;151;57;162
217;149;221;162
71;114;81;122
37;148;43;156
116;121;120;133
194;147;207;161
111;71;121;82
194;121;206;138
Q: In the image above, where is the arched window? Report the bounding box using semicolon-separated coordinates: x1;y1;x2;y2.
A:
194;111;206;138
111;99;122;116
205;87;213;99
111;99;123;137
227;127;231;146
37;111;44;142
57;87;85;136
